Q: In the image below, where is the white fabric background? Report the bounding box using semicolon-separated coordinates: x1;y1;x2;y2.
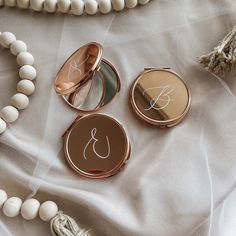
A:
1;1;236;235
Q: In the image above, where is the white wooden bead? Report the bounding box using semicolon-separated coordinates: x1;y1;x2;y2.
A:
125;0;137;8
17;52;34;66
3;197;22;218
85;0;98;15
11;93;29;110
0;118;7;134
30;0;44;11
5;0;16;7
19;65;37;80
44;0;57;12
111;0;125;11
98;0;111;14
39;201;58;222
10;40;27;56
0;32;16;48
138;0;149;5
21;199;40;220
0;190;7;207
0;106;19;123
17;80;35;95
71;0;84;15
57;0;70;13
17;0;29;8
0;33;35;129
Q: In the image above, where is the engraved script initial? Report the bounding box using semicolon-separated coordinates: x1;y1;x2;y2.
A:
67;54;90;82
142;85;175;111
83;128;111;160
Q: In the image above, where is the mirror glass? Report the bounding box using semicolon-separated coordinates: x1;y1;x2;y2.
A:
98;60;120;106
63;59;120;112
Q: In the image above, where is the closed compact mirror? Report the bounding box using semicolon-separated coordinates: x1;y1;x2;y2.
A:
130;68;191;127
64;114;130;179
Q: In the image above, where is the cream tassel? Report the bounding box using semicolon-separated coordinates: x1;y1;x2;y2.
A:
50;211;91;236
198;26;236;75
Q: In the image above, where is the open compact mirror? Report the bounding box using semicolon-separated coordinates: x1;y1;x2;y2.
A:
130;68;191;127
55;42;120;112
55;43;130;179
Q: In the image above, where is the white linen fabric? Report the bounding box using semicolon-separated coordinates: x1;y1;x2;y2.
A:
1;1;236;235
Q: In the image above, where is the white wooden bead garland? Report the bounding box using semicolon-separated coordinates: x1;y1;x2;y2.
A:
0;189;90;236
0;31;36;134
0;0;151;15
0;33;89;235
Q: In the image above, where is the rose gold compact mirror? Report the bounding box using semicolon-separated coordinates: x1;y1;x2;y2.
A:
130;68;191;127
55;43;130;179
55;42;120;112
63;114;130;179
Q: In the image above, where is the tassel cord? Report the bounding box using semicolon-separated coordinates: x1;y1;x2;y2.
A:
50;211;91;236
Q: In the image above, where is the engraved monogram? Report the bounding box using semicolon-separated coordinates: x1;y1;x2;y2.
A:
67;54;90;81
142;85;175;111
83;128;111;160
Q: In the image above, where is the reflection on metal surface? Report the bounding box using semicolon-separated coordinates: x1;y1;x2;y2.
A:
64;74;104;111
64;114;130;179
55;42;102;95
130;68;191;127
55;43;120;112
63;59;120;111
142;85;175;111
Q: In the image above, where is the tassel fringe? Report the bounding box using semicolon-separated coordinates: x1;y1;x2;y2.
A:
50;211;91;236
198;26;236;75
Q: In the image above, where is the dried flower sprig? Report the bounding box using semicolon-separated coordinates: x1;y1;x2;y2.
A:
198;26;236;76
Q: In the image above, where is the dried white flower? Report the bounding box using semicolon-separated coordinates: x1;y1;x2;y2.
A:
198;26;236;75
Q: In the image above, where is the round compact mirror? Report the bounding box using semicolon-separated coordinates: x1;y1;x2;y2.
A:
63;59;121;112
55;42;102;95
55;42;130;179
64;113;130;179
130;68;191;127
55;43;120;112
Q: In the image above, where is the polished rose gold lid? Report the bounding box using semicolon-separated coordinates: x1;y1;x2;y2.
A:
63;113;130;179
55;42;103;95
54;43;121;112
130;68;191;127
